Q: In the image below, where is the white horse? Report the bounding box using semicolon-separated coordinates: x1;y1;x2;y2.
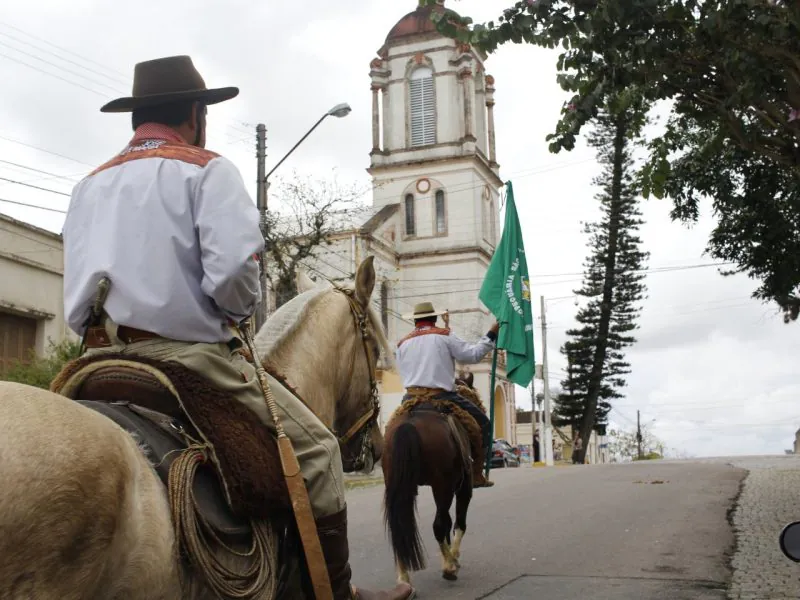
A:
0;256;389;600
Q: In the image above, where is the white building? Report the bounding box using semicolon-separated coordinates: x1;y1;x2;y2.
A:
0;212;74;372
270;1;517;442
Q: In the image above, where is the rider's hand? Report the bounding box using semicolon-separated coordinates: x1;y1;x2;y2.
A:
489;321;500;334
442;312;450;329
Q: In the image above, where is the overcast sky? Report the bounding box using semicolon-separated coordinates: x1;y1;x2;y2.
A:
0;0;796;458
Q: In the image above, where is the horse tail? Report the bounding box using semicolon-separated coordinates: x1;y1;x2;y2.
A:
383;420;426;571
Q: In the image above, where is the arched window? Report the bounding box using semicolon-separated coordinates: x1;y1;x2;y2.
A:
409;67;436;146
404;193;416;236
435;189;446;235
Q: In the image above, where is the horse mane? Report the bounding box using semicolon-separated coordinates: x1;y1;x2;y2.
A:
253;279;394;368
253;286;329;358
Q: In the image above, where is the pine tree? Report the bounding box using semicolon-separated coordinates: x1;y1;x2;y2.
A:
553;95;649;461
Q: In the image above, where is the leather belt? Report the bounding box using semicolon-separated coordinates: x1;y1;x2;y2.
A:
85;325;161;348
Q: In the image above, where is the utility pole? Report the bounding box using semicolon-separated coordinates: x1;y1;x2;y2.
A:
529;382;535;464
637;409;643;460
255;124;268;331
540;296;554;466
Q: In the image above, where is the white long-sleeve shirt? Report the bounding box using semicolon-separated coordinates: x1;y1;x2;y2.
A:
395;327;496;392
63;126;264;343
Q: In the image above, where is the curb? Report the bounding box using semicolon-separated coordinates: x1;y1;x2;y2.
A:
344;477;384;490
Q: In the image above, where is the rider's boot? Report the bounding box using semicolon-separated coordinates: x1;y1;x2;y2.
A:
471;441;494;488
472;459;495;488
316;506;416;600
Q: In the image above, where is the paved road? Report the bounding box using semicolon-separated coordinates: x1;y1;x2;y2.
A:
345;461;745;599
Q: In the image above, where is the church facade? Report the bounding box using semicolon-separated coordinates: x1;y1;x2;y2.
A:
274;2;517;443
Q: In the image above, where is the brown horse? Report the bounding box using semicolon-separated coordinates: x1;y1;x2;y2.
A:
0;257;390;600
381;401;474;585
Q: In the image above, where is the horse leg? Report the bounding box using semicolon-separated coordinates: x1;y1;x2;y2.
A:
451;476;473;561
396;563;411;586
432;484;459;581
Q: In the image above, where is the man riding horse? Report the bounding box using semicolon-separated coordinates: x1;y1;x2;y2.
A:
61;55;413;600
395;302;498;488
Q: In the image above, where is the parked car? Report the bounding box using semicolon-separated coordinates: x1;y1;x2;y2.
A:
490;439;520;468
496;438;521;458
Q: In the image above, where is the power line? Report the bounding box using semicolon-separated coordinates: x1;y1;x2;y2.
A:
0;223;62;250
0;197;66;214
0;38;124;94
0;133;96;167
0;21;128;79
0;159;80;183
0;29;129;85
0;176;71;197
0;50;108;96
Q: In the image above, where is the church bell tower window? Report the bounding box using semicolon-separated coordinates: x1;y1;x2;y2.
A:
409;67;436;147
404;193;416;236
435;189;446;235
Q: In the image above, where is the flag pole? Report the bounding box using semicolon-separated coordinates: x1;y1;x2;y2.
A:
485;323;502;477
485;346;498;477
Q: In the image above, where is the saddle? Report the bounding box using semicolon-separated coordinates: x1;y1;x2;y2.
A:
50;354;292;544
388;388;484;461
77;395;250;544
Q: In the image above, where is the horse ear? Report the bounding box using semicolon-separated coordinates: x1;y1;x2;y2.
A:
296;269;316;293
354;255;376;307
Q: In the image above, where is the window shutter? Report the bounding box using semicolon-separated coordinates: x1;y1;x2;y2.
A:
410;75;436;146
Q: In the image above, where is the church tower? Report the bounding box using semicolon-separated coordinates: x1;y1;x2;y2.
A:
363;1;516;442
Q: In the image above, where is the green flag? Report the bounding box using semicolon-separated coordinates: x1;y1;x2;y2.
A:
479;181;535;387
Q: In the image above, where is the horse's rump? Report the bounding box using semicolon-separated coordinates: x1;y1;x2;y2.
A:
0;382;180;599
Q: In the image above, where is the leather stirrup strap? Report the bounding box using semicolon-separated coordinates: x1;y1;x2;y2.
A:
236;323;334;600
278;435;334;600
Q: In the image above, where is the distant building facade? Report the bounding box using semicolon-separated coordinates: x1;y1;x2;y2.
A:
0;212;74;372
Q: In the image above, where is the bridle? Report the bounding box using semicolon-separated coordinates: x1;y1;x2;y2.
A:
328;286;381;472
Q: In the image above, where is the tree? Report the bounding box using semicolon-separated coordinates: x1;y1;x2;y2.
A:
552;353;583;431
553;95;649;461
1;339;82;390
264;173;368;308
422;0;800;321
607;424;663;462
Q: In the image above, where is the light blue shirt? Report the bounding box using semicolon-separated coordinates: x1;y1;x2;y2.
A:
395;327;495;392
63;148;264;343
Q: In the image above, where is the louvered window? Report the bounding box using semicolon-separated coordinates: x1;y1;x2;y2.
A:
409;67;436;146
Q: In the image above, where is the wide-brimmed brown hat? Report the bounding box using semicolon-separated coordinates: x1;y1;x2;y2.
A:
100;55;239;113
402;301;447;320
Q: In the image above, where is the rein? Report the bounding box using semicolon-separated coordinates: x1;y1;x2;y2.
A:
329;286;381;471
259;284;380;472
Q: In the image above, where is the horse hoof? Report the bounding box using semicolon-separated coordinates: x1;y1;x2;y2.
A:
442;570;458;581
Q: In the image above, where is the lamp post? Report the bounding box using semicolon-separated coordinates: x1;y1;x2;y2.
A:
254;103;352;330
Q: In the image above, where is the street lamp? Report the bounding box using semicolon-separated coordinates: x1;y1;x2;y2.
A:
254;102;352;330
264;102;352;181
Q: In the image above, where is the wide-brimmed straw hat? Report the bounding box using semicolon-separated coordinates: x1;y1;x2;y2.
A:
100;55;239;113
402;301;447;320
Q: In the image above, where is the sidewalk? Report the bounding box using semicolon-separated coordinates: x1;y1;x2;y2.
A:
701;455;800;599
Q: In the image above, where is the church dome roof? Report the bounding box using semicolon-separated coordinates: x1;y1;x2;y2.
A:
384;2;461;45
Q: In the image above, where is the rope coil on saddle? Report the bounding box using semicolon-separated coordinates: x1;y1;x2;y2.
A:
169;444;279;600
